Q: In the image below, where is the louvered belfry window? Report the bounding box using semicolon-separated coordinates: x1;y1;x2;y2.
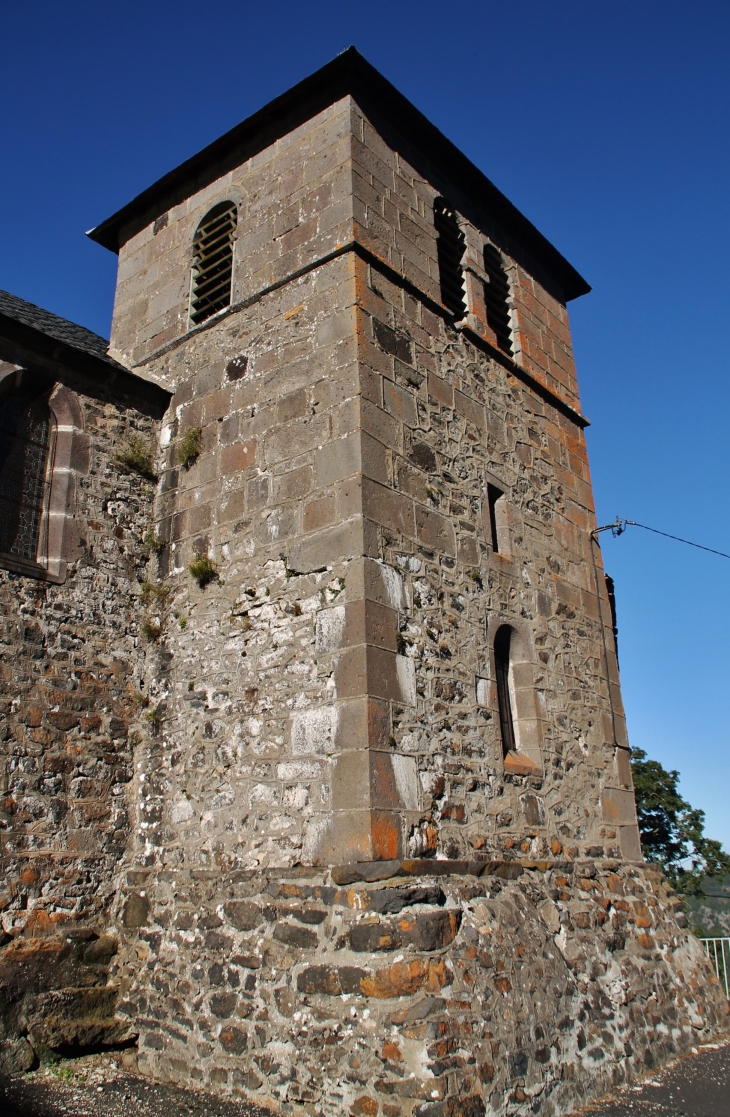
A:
190;201;237;326
0;384;53;562
434;198;467;319
483;243;513;355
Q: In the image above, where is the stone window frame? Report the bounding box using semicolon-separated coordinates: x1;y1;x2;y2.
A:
0;369;86;584
451;215;521;365
483;468;513;558
485;613;544;773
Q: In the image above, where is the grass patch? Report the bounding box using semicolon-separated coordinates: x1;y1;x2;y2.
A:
177;425;202;468
141;618;162;643
143;529;166;554
189;552;219;588
140;582;170;604
116;436;156;480
144;706;162;731
49;1063;74;1081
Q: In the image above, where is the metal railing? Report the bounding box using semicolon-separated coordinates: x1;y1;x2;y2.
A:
700;938;730;998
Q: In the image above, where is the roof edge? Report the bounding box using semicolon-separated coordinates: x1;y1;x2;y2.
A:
87;47;590;302
0;311;171;414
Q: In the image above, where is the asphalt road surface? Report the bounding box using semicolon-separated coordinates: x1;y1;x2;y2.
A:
573;1041;730;1117
1;1041;729;1116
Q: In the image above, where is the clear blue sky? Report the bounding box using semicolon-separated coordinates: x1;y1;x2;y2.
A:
3;2;729;847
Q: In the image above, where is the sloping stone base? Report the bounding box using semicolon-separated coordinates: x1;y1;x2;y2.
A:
113;859;729;1116
0;931;135;1075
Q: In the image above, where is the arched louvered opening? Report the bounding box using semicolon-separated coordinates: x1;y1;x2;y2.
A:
434;198;467;319
190;201;237;326
494;624;516;758
483;243;513;355
0;377;54;563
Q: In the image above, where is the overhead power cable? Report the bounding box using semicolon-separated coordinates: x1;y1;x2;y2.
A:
591;518;730;560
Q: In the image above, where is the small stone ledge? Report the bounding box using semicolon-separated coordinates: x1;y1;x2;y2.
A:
332;856;568;885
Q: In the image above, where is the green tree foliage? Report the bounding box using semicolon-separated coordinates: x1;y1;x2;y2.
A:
631;748;730;895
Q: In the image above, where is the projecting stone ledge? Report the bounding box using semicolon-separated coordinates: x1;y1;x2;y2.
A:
331;856;565;884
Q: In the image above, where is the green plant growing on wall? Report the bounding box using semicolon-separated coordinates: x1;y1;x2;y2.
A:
177;426;202;468
189;551;219;588
144;706;162;732
141;618;162;643
140;582;170;604
116;436;156;480
142;528;166;554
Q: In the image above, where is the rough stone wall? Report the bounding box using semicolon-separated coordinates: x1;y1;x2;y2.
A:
0;369;164;1070
109;98;357;369
124;251;362;874
351;248;636;864
347;101;582;411
115;857;728;1116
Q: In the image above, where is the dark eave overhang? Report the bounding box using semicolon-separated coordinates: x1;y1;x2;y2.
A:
0;312;171;416
87;48;590;303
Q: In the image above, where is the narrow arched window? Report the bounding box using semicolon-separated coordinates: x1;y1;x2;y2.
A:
190;201;237;326
434;198;467;319
0;379;54;563
494;625;516;758
483;244;513;355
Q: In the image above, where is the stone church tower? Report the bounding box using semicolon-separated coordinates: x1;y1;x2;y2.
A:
1;48;726;1116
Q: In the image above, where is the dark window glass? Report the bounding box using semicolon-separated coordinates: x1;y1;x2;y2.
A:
494;625;516;757
483;243;513;355
0;386;52;561
190;201;237;326
434;198;467;318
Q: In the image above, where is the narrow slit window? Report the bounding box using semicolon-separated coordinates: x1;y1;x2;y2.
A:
605;573;619;665
487;483;504;553
434;198;467;319
190;201;237;326
483;244;513;355
0;384;53;563
494;625;516;758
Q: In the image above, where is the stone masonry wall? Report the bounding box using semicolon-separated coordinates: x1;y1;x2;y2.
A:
0;367;166;1071
352;248;635;864
126;251;362;874
109;98;357;369
111;99;636;872
115;857;728;1116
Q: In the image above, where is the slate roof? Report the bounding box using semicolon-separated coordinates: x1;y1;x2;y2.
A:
0;288;171;412
87;47;590;302
0;288;117;366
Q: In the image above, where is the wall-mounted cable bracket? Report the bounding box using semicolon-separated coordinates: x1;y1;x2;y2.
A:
591;518;730;559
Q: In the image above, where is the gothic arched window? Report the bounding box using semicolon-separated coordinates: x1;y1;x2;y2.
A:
494;624;516;758
0;378;54;563
190;201;237;326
